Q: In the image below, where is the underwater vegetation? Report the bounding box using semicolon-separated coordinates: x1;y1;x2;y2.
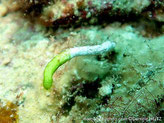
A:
43;41;115;90
0;0;164;122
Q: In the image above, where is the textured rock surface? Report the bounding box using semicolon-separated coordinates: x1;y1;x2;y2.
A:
1;0;164;26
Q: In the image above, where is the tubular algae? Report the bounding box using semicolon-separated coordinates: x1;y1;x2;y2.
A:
43;41;115;90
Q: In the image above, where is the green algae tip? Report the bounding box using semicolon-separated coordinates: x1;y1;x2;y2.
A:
43;41;115;90
43;51;71;90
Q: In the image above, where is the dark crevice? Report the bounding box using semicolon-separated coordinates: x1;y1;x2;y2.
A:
61;78;102;116
156;109;164;121
61;95;76;116
101;96;110;105
52;12;141;30
96;51;118;64
80;79;101;98
24;4;44;16
71;78;102;99
131;18;164;38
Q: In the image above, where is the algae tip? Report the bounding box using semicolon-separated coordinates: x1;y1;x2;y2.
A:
43;41;115;90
